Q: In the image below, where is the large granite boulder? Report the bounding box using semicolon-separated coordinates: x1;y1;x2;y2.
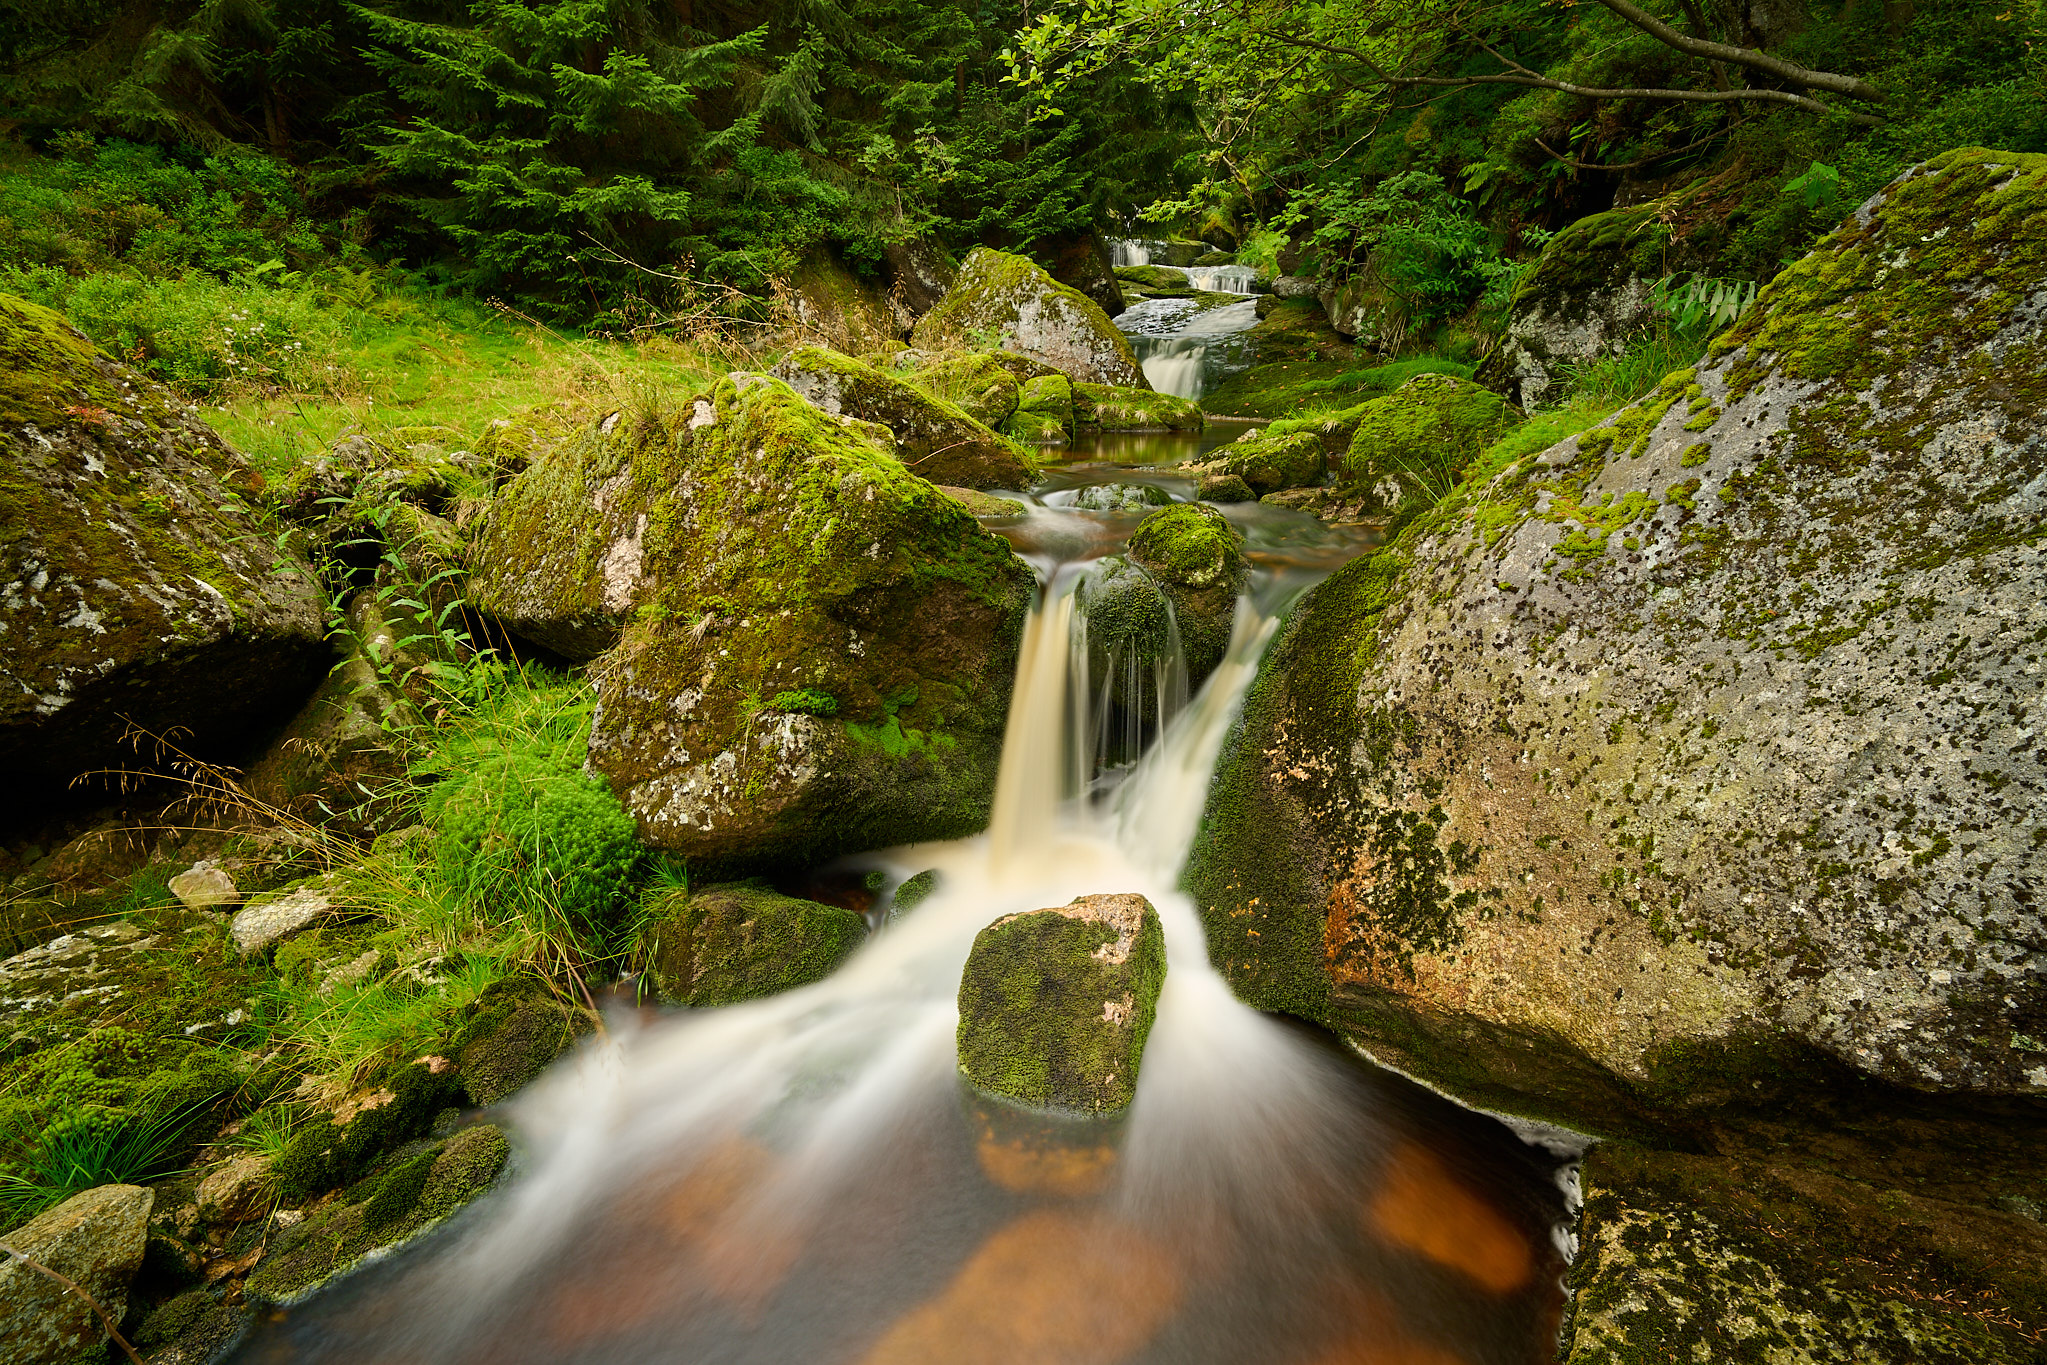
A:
1476;204;1668;408
1213;429;1324;494
573;375;1036;871
1341;373;1518;515
0;295;328;810
770;346;1034;491
1190;147;2047;1122
956;893;1166;1112
0;1184;153;1365
911;248;1148;388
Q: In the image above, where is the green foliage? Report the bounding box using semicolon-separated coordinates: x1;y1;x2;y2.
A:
0;1093;218;1226
418;671;641;940
1289;171;1529;330
1651;274;1758;334
767;687;840;717
1559;323;1710;409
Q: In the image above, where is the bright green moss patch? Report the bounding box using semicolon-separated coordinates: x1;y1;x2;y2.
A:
638;881;867;1006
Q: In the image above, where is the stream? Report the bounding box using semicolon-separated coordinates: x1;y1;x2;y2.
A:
227;472;1578;1365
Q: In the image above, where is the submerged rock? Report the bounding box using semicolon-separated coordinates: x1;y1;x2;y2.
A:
770;346;1034;491
1072;483;1171;512
1342;373;1516;514
911;248;1148;388
574;375;1035;871
639;882;867;1005
0;1183;152;1365
0;295;328;811
1190;147;2047;1123
956;893;1166;1113
1478;203;1669;408
889;868;941;920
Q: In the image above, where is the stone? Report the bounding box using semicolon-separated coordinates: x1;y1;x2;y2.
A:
0;1183;153;1365
1341;373;1517;514
770;346;1035;491
1197;473;1256;503
937;486;1025;520
779;248;909;352
168;860;239;912
0;295;328;816
1270;274;1320;299
881;239;957;317
1071;483;1171;512
1318;276;1397;346
575;375;1035;871
896;351;1023;427
1476;203;1669;408
195;1153;275;1225
1188;148;2047;1125
956;893;1166;1113
1042;228;1126;319
1216;428;1324;494
639;882;867;1006
1006;372;1074;444
1070;382;1202;432
229;874;342;956
911;248;1148;388
889;869;941;920
1123;502;1245;684
450;976;597;1106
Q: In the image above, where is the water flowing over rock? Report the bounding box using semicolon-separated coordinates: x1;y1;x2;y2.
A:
1122;502;1245;688
769;346;1034;490
910;248;1148;388
1189;148;2047;1124
578;375;1036;871
955;892;1166;1113
0;1183;153;1365
639;881;868;1005
0;295;328;811
1477;204;1670;408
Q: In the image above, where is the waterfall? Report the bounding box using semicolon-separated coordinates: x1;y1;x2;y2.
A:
1182;265;1257;295
1119;297;1261;401
1109;237;1164;268
229;541;1573;1365
1135;337;1205;398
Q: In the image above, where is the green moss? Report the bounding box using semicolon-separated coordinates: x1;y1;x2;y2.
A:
1126;502;1244;590
955;897;1166;1113
638;881;867;1006
448;976;595;1107
898;351;1022;427
1071;381;1202;431
1216;429;1323;493
272;1058;460;1201
1343;373;1517;509
909;248;1144;387
771;345;1034;491
889;869;940;919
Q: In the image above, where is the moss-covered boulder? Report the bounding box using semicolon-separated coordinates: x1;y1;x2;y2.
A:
1341;373;1517;514
1072;482;1171;512
580;375;1035;871
956;893;1165;1112
888;868;940;920
1071;382;1202;432
1317;275;1398;347
1006;372;1073;444
450;975;598;1106
1197;472;1256;503
896;350;1023;428
911;248;1148;388
1476;204;1670;408
780;248;909;352
1189;148;2047;1129
1216;429;1324;494
639;881;866;1005
1126;502;1246;681
771;346;1034;491
0;296;328;812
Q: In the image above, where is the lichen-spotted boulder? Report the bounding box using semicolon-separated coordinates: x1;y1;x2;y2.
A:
1341;373;1516;515
639;881;868;1005
770;346;1034;491
895;350;1022;428
0;296;327;809
580;375;1035;871
911;248;1148;389
1189;148;2047;1128
1477;203;1669;408
956;893;1166;1113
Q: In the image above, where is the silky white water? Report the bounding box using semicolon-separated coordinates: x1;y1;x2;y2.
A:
235;519;1569;1365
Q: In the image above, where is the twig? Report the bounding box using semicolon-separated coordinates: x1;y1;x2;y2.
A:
0;1238;148;1365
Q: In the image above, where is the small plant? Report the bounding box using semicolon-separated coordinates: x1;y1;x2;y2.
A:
766;687;839;717
225;1104;303;1163
1651;273;1758;334
0;1100;210;1225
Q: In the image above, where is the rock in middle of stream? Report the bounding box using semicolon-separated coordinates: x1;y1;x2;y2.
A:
956;893;1165;1113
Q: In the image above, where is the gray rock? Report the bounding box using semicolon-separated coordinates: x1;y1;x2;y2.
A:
1189;148;2047;1121
168;860;239;911
194;1154;275;1225
0;1183;153;1365
0;296;328;814
1;922;158;1051
1072;482;1172;512
911;249;1149;388
1270;274;1320;300
230;875;342;955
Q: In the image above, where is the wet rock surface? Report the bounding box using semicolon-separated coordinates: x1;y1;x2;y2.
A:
639;881;867;1006
0;1183;153;1365
956;893;1165;1113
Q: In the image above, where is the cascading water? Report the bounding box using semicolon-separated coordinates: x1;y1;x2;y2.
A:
1181;265;1257;295
230;497;1576;1365
1116;298;1261;400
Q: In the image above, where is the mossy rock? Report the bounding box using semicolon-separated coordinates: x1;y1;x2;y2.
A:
771;346;1034;490
1041;228;1127;319
1071;382;1202;432
1072;483;1171;512
1114;265;1190;291
956;893;1165;1113
581;374;1036;872
780;248;908;353
1187;148;2047;1139
449;975;598;1106
911;248;1148;389
639;882;867;1006
889;868;941;920
245;1123;509;1304
272;1058;463;1201
0;294;328;815
1476;203;1673;408
1006;372;1073;445
1342;373;1517;514
1217;429;1324;494
1198;472;1256;503
897;351;1023;428
937;486;1025;519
